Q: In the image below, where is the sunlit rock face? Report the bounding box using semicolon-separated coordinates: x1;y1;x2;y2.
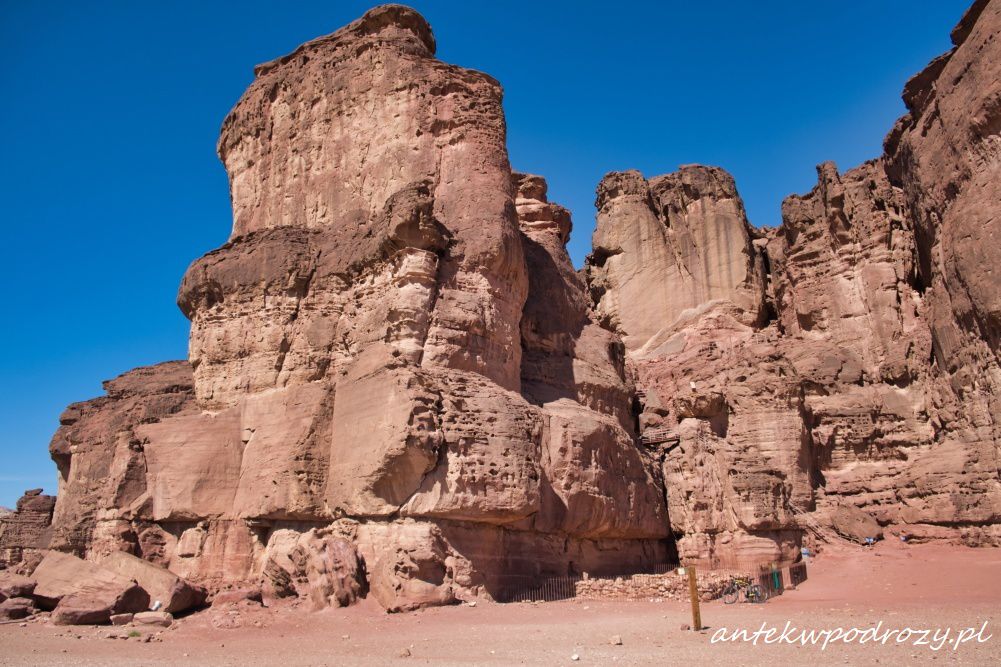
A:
44;4;669;611
37;0;1001;611
587;166;768;355
585;0;1001;562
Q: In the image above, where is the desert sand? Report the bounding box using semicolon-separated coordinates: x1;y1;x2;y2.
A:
3;541;998;666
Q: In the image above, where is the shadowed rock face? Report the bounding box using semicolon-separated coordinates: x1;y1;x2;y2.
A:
34;0;1001;609
43;4;668;611
585;0;1001;561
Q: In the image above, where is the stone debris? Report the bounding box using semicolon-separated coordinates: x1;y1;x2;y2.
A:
574;571;739;602
98;551;205;614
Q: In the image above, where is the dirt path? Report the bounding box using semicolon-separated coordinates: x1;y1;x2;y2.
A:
2;541;999;666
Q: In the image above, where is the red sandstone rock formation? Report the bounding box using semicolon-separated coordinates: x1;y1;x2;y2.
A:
40;5;668;615
0;489;55;569
586;0;1001;561
19;0;1001;617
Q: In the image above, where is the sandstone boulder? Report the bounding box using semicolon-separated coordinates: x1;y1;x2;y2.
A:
0;573;35;601
98;551;205;614
51;584;148;626
32;551;150;623
133;610;173;628
260;526;368;609
359;521;456;613
211;587;263;607
297;532;366;610
829;506;883;544
0;597;34;620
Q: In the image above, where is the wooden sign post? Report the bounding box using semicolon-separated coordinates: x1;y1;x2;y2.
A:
685;566;702;631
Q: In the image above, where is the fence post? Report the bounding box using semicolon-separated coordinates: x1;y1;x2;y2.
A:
686;566;702;631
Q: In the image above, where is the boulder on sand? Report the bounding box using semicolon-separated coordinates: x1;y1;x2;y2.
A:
134;610;173;627
0;597;35;620
51;584;148;625
98;551;205;613
0;573;36;602
211;586;263;607
830;505;883;543
31;551;150;625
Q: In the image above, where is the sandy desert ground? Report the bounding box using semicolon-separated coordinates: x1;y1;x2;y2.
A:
2;540;999;666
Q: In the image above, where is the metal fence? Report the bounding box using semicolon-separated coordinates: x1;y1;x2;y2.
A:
788;561;808;587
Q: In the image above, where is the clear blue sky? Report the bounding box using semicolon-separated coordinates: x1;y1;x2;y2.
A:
0;0;970;507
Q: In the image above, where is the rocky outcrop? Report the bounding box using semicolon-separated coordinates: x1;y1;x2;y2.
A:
585;0;1001;561
27;0;1001;612
587;170;809;562
880;0;1001;541
587;166;767;353
41;4;668;613
48;362;196;559
0;489;55;569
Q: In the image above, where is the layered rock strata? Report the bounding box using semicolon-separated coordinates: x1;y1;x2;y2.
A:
0;490;55;569
585;0;1001;561
42;4;668;613
27;0;1001;614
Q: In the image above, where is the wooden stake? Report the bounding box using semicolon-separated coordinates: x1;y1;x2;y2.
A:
686;566;702;631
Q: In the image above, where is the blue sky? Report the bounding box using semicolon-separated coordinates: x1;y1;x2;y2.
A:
0;0;969;507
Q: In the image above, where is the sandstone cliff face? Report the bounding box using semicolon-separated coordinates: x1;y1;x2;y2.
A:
884;0;1001;533
585;0;1001;561
587;166;767;354
43;5;667;611
585;165;808;564
0;490;56;569
33;0;1001;611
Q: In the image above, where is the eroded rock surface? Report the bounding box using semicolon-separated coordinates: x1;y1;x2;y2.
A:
40;4;667;613
587;166;767;353
585;0;1001;561
27;0;1001;612
0;489;55;569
